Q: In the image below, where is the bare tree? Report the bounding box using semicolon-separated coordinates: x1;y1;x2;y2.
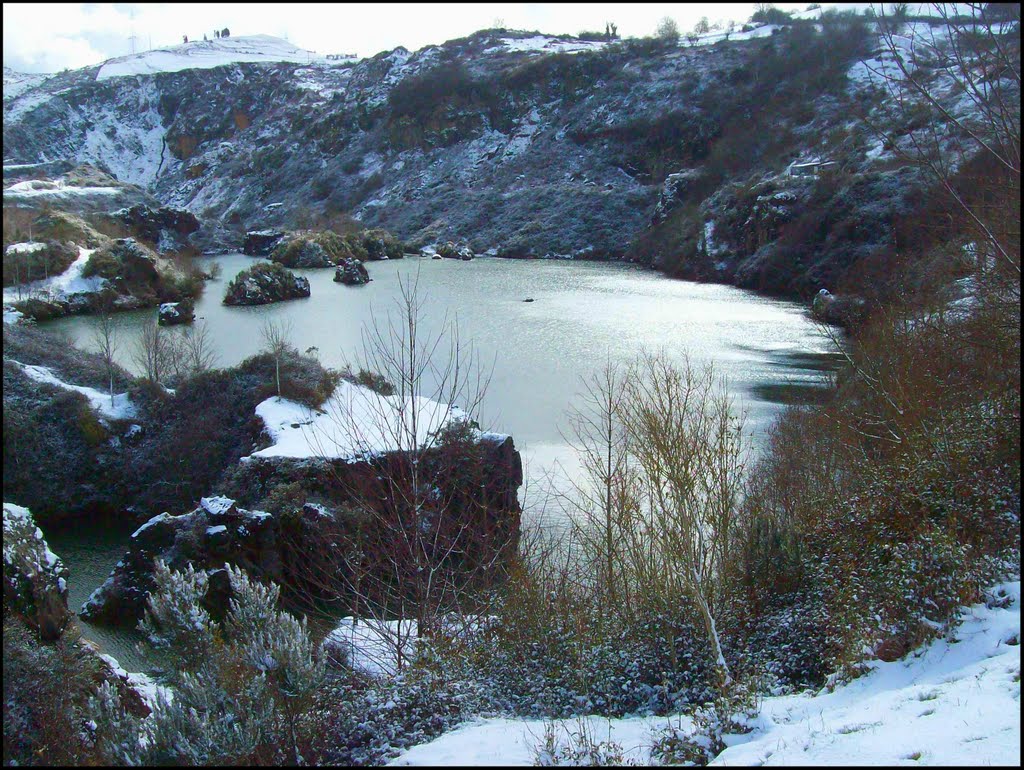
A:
132;319;174;386
177;321;218;376
91;300;121;406
655;16;680;43
260;318;294;398
295;272;505;673
562;359;635;613
616;353;746;688
866;2;1020;280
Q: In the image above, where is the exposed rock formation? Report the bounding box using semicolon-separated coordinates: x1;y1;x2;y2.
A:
2;502;70;641
82;432;523;628
158;299;195;325
223;261;310;305
333;257;370;285
80;496;280;627
108;204;201;252
437;241;475;260
243;229;286;256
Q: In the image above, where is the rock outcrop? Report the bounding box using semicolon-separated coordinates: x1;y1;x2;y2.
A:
109;204;201;252
222;261;310;305
243;229;286;256
2;502;70;641
437;241;475;261
83;432;523;628
80;496;281;627
333;257;370;285
158;299;195;325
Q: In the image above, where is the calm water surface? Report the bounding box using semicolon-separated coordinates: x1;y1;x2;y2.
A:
43;255;841;668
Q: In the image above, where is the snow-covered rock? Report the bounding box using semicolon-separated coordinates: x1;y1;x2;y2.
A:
2;502;70;641
333;257;370;285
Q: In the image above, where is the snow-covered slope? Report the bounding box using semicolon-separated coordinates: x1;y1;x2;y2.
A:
390;582;1021;765
2;66;49;100
96;34;324;80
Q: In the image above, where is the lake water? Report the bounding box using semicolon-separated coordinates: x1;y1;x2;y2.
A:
42;254;842;669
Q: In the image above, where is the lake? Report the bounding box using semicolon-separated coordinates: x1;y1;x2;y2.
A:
42;254;842;668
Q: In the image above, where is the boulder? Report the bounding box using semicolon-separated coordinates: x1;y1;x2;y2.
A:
812;288;866;327
243;229;286;257
2;502;70;641
437;241;474;261
80;496;281;627
333;257;370;285
113;204;200;251
223;261;310;306
652;169;704;224
272;239;333;268
158;299;195;326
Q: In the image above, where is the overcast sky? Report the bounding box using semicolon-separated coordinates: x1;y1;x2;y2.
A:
2;2;833;73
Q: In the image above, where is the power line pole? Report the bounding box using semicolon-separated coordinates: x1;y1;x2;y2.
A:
129;9;139;55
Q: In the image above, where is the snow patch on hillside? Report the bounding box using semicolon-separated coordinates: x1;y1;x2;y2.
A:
78;81;169;187
9;360;136;420
248;381;472;461
488;35;608;56
96;34;320;80
1;247;106;305
2;179;122;200
391;581;1021;766
2;67;49;101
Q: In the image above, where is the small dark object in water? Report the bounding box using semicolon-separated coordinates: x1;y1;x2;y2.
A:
523;298;534;302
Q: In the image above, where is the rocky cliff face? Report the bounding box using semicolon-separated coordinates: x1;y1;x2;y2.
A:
3;502;70;641
82;429;523;627
3;21;986;298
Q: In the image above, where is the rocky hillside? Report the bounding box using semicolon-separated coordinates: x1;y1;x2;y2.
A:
3;15;1006;299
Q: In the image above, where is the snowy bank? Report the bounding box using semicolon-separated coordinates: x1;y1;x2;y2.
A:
1;246;106;305
9;359;136;420
390;581;1021;766
249;380;481;461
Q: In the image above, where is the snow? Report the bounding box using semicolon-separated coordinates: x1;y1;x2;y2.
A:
97;652;171;709
684;24;784;48
326;617;419;677
206;525;228;536
200;495;236;516
391;714;662;766
248;380;470;461
1;247;107;305
4;241;46;255
391;581;1021;766
2;502;64;581
96;35;321;80
3;306;25;325
2;178;122;199
10;359;136;420
131;513;171;539
2;67;48;101
489;35;608;56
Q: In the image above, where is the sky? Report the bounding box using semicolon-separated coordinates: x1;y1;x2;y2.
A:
3;2;829;74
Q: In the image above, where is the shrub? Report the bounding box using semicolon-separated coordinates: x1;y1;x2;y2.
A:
3;619;110;765
115;561;327;765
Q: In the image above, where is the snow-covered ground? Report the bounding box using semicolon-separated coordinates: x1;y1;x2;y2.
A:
2;67;48;101
9;359;136;420
96;34;323;80
2;178;122;200
487;35;608;56
1;246;106;305
391;581;1021;765
249;380;474;461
